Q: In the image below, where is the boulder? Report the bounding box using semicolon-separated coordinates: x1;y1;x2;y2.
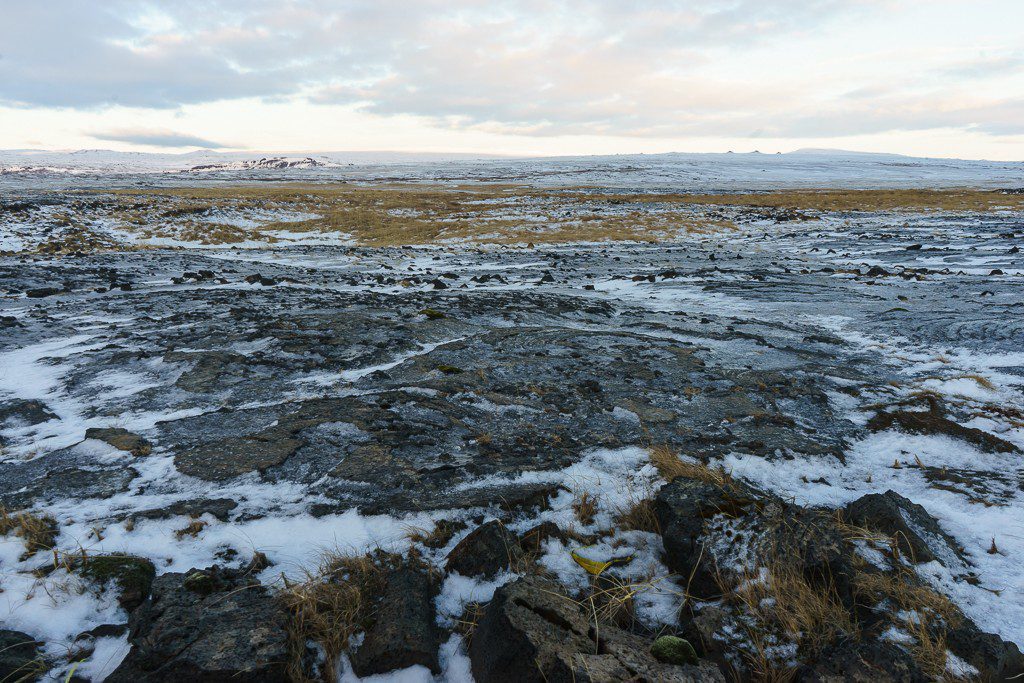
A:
106;565;288;682
798;640;926;682
446;520;523;578
85;427;152;456
654;476;764;597
0;630;42;682
468;576;723;683
350;565;441;676
843;491;965;567
657;475;853;600
73;553;156;611
945;617;1024;681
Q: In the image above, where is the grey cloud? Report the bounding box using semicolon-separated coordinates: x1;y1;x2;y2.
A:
89;129;229;148
2;0;1020;140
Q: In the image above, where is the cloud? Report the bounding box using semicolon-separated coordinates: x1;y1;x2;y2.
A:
2;0;1021;142
90;128;228;148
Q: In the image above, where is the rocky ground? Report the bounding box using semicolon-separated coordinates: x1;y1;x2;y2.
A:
1;183;1023;681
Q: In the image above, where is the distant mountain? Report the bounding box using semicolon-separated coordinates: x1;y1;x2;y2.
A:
188;156;326;172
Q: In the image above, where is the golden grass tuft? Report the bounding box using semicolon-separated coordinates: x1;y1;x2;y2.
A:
713;553;852;681
572;491;599;526
173;518;209;540
613;496;661;534
279;552;386;683
853;568;960;678
0;506;59;556
649;446;730;486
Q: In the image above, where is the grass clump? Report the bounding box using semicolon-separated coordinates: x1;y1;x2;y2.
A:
853;568;961;677
0;506;58;557
572;491;599;526
613;496;661;534
279;552;386;683
649;446;730;486
718;555;854;680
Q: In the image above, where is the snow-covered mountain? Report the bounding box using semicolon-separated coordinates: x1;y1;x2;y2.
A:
0;148;1021;189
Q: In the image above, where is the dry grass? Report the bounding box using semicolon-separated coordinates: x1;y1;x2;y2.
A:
649;446;730;486
454;601;487;646
0;506;59;557
113;184;733;247
854;568;961;677
406;519;467;549
279;552;387;683
572;491;599;526
613;496;661;534
606;189;1024;213
716;554;853;681
174;518;208;539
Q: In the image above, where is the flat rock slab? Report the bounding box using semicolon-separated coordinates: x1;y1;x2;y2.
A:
107;566;289;683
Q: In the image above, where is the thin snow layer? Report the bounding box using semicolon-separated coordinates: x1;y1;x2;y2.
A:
454;446;681;628
721;332;1024;647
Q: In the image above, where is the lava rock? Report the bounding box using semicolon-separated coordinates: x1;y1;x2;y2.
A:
134;498;238;522
799;640;925;682
350;565;441;676
0;630;42;682
0;399;57;427
843;490;965;566
106;566;288;682
654;476;764;597
468;576;723;682
72;553;156;611
446;520;522;578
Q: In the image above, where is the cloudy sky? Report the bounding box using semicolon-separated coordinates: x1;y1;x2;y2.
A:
1;0;1022;158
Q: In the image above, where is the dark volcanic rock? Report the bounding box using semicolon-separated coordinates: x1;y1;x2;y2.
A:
0;399;57;426
654;475;765;597
468;576;723;683
106;566;288;683
73;553;156;611
0;629;42;682
134;497;238;522
657;474;852;601
350;565;441;676
798;640;926;682
945;610;1024;680
843;490;965;567
446;520;523;578
85;427;152;456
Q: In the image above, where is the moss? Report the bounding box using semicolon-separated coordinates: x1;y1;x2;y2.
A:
650;635;699;665
78;554;154;591
436;365;463;375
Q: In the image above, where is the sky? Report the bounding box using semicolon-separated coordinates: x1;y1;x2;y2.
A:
1;0;1023;159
